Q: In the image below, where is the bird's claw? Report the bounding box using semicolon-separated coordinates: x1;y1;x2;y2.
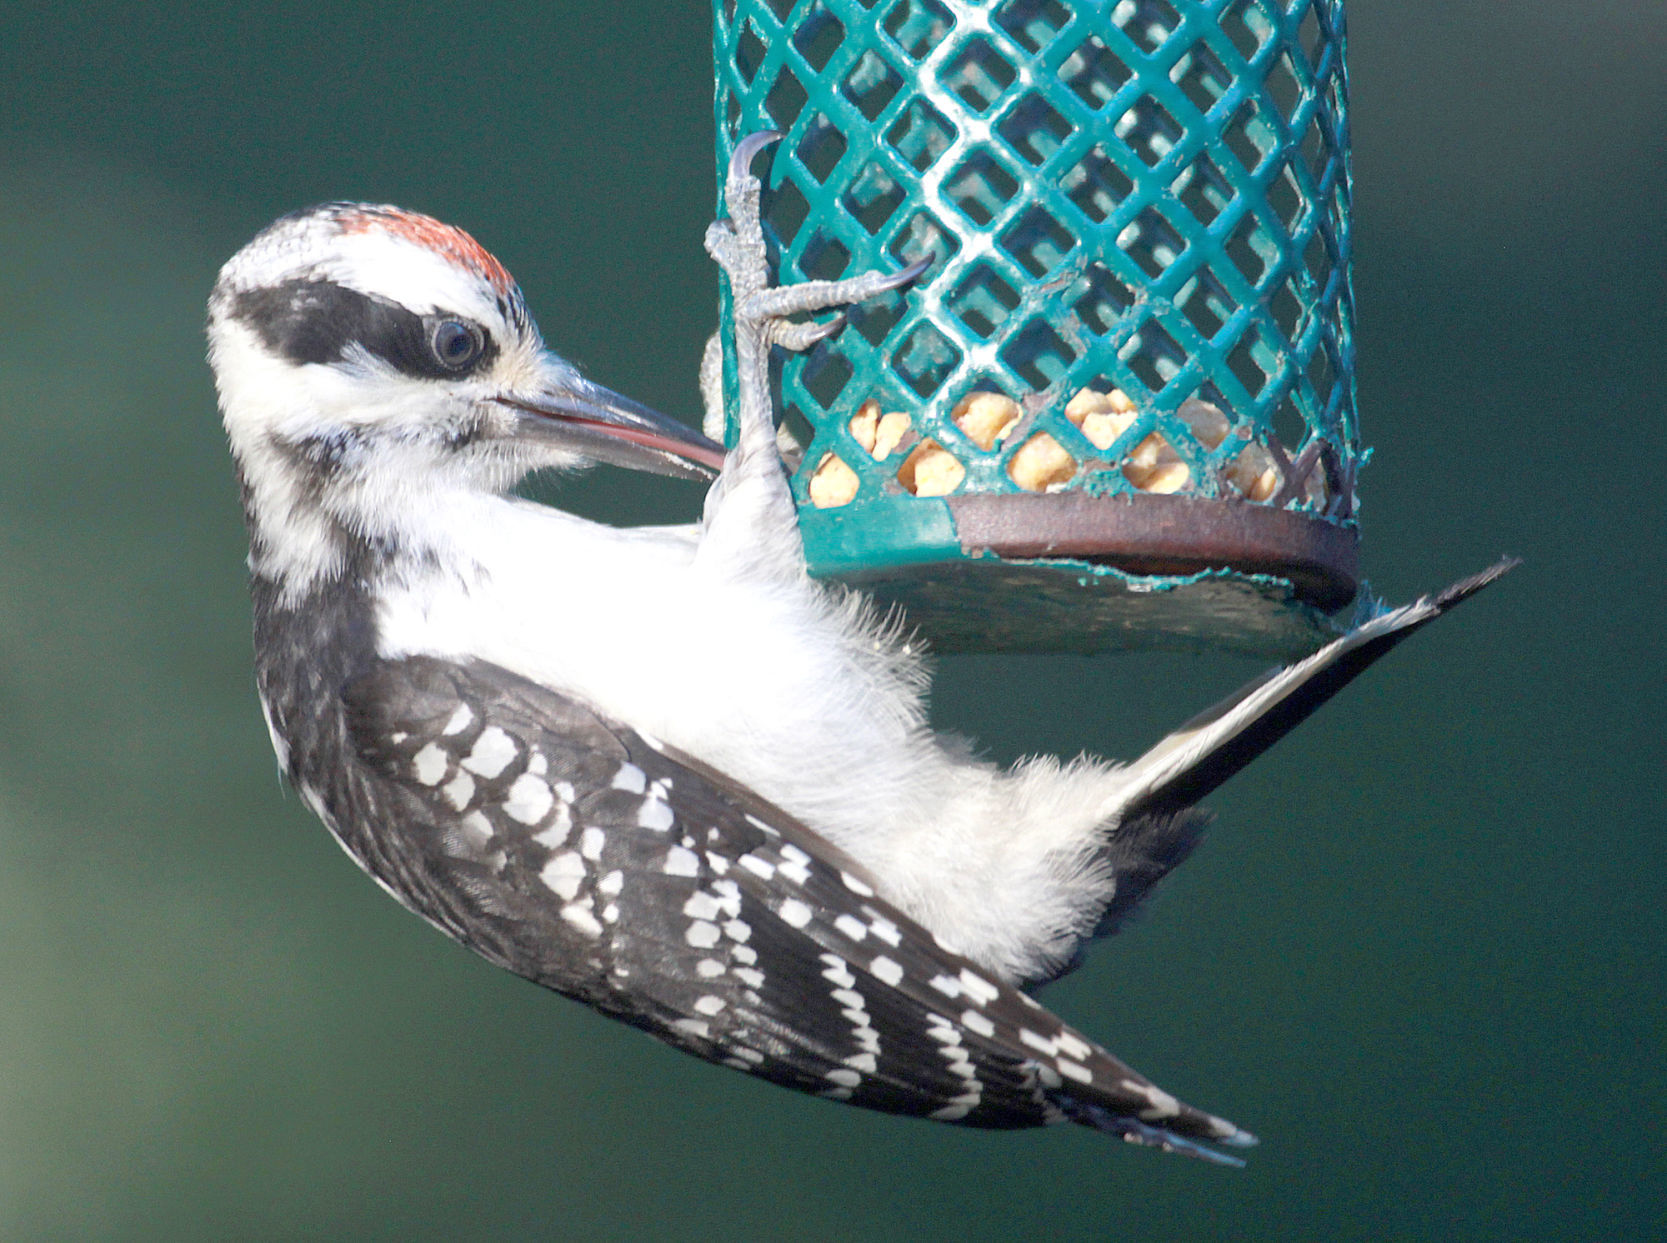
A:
770;313;846;352
728;130;782;187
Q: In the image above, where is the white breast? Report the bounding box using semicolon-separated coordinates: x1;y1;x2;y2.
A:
372;494;949;852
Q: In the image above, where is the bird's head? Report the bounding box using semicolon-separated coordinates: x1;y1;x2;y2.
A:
209;203;723;583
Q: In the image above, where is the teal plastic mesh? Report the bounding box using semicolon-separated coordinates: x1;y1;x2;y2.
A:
714;0;1358;567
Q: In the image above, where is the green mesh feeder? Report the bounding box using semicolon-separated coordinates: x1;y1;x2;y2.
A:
713;0;1360;655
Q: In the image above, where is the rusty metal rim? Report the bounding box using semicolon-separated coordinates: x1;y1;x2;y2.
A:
947;491;1360;612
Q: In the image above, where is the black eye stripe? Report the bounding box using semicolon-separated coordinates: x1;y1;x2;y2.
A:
232;278;498;380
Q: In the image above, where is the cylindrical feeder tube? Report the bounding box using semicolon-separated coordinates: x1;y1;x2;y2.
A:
714;0;1361;655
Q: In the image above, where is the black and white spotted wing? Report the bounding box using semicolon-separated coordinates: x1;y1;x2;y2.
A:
340;656;1253;1163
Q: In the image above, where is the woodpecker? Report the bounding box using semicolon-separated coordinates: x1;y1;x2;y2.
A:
209;134;1511;1164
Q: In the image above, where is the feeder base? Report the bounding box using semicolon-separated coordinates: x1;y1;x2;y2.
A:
800;493;1359;657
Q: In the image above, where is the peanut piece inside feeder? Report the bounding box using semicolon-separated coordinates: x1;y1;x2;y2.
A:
1224;442;1279;502
952;391;1021;452
897;440;966;496
1064;386;1137;453
1007;432;1077;491
848;398;911;460
807;453;860;508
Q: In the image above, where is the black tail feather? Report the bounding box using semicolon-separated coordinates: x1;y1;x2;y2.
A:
1125;557;1519;821
1094;808;1213;937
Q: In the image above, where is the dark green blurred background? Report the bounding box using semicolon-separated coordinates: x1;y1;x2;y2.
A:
2;3;1661;1239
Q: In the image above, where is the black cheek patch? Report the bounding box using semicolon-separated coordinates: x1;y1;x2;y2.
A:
232;278;498;380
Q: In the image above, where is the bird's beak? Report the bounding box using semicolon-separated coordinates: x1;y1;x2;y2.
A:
496;368;726;482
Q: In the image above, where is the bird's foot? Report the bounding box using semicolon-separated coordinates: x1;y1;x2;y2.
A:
707;132;928;347
704;133;927;456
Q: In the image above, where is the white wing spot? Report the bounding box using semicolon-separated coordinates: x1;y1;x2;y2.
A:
504;773;554;824
462;727;517;778
441;704;473;735
778;899;812;928
533;807;573;848
637;798;675;831
710;879;742;915
869;956;903;987
664;845;700;877
1056;1031;1093;1061
929;974;962;999
460;811;494;844
696;959;726;978
843;1052;878;1074
686;920;721;948
929;1086;983;1121
1018;1028;1058;1057
820;955;856;989
539;852;587;901
865;914;902;946
412;743;448;786
840;871;875;897
824;1068;862;1089
598;870;624;896
833;914;869;942
958;969;999;1006
442;770;475;811
527;750;548;776
672;1018;709;1039
734;967;764;988
611;763;647;794
683;891;722;921
579;826;606;861
1138;1086;1181;1120
1056;1058;1093;1085
561;903;603;937
723;918;752;943
961;1010;996;1039
924;1017;959;1046
738;855;775;880
693;994;726;1016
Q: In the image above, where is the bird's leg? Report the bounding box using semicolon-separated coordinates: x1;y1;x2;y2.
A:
698;330;726;444
699;132;926;578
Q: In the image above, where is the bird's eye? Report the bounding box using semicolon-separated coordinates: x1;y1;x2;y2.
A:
428;319;485;371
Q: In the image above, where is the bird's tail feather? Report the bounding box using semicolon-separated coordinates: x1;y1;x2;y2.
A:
1112;557;1519;821
1056;1095;1258;1166
1093;807;1213;938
